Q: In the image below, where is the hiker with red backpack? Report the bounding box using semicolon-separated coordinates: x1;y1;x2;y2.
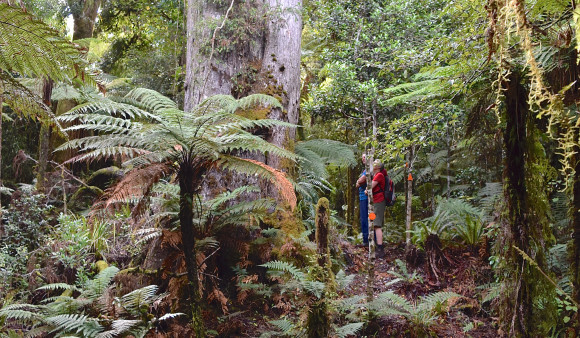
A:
371;159;387;258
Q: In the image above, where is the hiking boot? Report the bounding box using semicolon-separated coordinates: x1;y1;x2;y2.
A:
375;245;385;259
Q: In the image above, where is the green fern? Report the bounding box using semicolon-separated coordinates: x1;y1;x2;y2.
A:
335;269;355;291
0;4;95;124
335;322;364;338
368;290;462;332
0;4;91;83
57;90;299;215
45;313;103;337
261;260;306;282
1;267;183;336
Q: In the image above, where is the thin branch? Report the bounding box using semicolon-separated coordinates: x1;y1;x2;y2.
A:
198;247;220;268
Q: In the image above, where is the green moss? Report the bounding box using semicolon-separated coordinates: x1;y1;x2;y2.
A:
95;260;109;272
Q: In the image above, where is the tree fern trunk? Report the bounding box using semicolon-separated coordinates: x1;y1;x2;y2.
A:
178;161;205;337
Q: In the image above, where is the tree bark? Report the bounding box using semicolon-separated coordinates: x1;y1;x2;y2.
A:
36;78;53;193
67;0;102;41
184;0;302;166
0;79;3;230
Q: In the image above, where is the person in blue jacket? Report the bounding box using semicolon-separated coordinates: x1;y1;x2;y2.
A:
355;154;369;247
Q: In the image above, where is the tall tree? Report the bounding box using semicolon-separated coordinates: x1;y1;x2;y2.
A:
184;0;302;169
37;0;102;192
67;0;101;40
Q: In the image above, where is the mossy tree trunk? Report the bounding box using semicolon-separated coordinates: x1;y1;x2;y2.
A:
184;0;301;169
0;79;3;227
499;69;556;336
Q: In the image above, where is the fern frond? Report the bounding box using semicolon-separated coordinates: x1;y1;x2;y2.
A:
235;93;283;112
157;312;186;321
100;163;172;212
261;261;306;282
335;322;364;338
0;72;54;123
120;285;159;315
45;314;103;337
0;304;45;322
0;4;93;85
36;283;80;293
296;139;356;167
83;266;119;300
416;291;461;313
269;319;295;334
207;185;261;209
370;291;413;314
336;295;365;310
335;270;355;291
124;87;177;113
302;281;326;298
295;145;327;178
134;227;162;245
218;157;297;210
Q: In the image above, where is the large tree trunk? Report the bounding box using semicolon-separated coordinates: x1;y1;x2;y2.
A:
67;0;102;40
184;0;301;166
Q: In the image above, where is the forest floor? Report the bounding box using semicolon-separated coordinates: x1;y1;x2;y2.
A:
215;241;501;337
340;243;499;337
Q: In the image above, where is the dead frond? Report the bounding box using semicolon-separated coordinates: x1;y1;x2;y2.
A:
242;158;296;210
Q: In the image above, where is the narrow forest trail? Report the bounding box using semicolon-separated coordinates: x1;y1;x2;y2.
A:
338;242;499;337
